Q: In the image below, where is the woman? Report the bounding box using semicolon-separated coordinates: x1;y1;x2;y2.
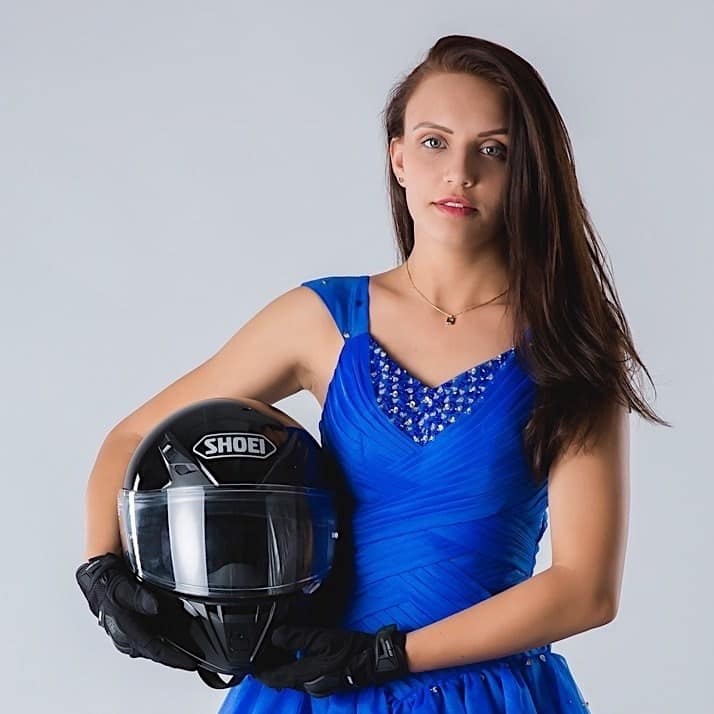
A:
77;35;668;712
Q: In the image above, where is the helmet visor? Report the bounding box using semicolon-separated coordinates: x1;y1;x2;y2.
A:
118;485;338;599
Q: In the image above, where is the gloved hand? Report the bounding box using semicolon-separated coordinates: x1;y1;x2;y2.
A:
75;552;197;671
253;623;410;697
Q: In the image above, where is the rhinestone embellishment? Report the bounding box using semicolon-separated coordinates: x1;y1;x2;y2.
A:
369;336;513;444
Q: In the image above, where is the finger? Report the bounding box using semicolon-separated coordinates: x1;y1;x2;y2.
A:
271;625;330;653
110;608;157;648
112;609;197;670
100;611;135;656
142;635;198;671
253;641;299;670
303;671;347;698
112;579;160;616
255;658;324;689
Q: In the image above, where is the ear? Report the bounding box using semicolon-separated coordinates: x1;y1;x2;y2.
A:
389;136;405;180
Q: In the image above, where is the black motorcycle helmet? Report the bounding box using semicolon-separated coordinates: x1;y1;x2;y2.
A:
116;397;341;688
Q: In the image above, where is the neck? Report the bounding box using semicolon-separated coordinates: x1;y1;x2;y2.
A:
404;241;509;313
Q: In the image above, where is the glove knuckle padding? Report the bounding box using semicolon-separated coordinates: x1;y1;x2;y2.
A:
76;554;196;670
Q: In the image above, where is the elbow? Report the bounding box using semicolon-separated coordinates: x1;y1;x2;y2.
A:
553;565;621;627
590;590;619;625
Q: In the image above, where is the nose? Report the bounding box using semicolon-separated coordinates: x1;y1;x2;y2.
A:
444;159;475;187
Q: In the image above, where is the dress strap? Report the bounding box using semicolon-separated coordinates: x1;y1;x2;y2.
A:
299;275;369;339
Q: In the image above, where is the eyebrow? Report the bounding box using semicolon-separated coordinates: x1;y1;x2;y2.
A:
411;121;508;137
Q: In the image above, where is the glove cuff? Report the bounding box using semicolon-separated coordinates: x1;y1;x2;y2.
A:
75;552;125;617
373;624;410;678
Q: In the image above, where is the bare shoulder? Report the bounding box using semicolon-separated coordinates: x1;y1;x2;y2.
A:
111;283;331;441
369;267;403;294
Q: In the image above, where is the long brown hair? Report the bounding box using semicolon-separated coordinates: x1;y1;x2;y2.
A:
381;35;670;485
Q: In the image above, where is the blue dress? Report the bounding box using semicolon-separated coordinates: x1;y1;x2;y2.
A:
218;275;591;713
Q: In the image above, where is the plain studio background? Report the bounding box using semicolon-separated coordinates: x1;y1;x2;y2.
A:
1;2;709;712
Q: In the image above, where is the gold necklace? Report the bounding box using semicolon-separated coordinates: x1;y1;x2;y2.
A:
404;259;509;325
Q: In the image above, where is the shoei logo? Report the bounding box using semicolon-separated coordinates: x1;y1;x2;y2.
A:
193;432;277;460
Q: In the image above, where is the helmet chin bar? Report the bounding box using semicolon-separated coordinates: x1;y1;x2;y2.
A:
159;596;285;689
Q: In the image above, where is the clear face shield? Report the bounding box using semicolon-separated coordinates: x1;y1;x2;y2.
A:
118;485;339;600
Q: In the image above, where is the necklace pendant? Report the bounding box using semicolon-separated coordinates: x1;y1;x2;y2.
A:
445;314;456;325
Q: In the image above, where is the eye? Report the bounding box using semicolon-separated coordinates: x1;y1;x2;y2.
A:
420;136;444;150
420;136;507;160
482;144;507;160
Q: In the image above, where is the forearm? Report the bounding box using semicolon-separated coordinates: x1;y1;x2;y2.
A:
83;429;143;560
404;564;614;673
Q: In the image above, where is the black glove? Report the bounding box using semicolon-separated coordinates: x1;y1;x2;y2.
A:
75;552;197;671
254;623;410;697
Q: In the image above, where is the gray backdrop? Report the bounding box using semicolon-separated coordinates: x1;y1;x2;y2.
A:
2;1;709;712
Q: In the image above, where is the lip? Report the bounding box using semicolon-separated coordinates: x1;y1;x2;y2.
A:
433;202;478;217
434;195;476;209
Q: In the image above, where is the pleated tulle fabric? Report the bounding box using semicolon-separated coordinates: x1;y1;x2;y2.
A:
218;275;591;713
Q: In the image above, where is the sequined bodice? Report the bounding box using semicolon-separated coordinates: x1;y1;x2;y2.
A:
368;335;515;445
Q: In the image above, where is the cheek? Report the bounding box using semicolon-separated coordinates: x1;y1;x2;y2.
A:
402;189;434;225
404;184;432;214
405;148;433;175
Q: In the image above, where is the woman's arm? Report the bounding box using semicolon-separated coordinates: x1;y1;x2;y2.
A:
81;285;321;560
404;400;631;672
83;430;144;559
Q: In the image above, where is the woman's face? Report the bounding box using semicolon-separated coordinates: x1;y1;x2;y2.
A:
390;72;510;248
